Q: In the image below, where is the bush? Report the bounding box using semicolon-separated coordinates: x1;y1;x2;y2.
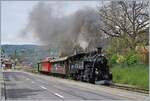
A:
110;54;126;64
116;55;126;64
110;52;140;65
125;53;139;65
110;54;118;64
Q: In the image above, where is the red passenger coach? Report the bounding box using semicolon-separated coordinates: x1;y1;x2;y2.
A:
38;57;52;73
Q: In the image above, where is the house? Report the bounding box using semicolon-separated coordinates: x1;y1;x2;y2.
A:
2;59;14;70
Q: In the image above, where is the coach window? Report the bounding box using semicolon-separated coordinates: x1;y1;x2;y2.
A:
57;62;59;66
60;61;63;67
62;61;64;66
54;64;57;68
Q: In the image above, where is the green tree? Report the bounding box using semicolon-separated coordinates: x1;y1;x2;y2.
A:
98;1;149;51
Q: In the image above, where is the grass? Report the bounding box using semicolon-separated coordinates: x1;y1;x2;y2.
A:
111;64;149;90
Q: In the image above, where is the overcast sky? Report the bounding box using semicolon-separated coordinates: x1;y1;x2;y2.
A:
1;1;101;45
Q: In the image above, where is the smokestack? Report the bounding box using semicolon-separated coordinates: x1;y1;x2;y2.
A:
97;47;102;54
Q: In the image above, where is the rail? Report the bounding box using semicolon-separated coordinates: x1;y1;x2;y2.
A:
110;83;149;94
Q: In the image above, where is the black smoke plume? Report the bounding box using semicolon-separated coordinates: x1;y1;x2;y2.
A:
24;2;102;56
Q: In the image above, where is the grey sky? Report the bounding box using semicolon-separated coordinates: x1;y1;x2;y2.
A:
1;1;101;45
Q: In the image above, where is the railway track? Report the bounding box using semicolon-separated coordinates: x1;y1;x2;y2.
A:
110;83;149;94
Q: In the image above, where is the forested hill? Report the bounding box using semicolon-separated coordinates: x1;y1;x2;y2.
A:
2;45;38;55
1;45;58;66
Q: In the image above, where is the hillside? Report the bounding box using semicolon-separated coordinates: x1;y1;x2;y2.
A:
2;45;58;67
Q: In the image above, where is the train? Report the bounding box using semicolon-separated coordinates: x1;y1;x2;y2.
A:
37;47;112;84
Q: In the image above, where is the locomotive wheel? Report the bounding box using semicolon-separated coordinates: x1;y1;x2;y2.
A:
109;73;113;80
89;78;95;84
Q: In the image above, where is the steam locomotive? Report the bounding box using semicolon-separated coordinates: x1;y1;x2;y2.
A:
38;47;112;84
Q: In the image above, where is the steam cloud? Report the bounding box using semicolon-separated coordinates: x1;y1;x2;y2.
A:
24;2;102;56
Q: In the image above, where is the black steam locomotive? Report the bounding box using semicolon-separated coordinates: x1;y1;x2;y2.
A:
68;47;112;84
38;47;112;84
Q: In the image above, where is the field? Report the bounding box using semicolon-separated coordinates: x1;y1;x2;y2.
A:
111;64;149;90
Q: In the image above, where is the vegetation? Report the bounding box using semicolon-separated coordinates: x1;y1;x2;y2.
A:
108;51;149;90
99;1;149;90
1;45;58;66
98;1;149;51
15;66;38;73
111;64;149;90
109;52;140;65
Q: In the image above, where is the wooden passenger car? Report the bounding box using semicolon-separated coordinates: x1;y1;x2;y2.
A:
38;57;52;73
50;56;69;75
67;53;88;80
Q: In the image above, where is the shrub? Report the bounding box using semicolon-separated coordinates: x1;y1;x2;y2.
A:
110;54;126;64
125;53;139;65
110;54;118;64
110;52;140;65
116;55;126;64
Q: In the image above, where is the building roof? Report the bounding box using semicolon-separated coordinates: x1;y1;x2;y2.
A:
40;57;53;63
135;46;149;53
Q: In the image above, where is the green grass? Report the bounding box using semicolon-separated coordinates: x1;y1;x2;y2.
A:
111;64;149;90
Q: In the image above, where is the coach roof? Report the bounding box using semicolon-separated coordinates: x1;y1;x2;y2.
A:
50;56;68;62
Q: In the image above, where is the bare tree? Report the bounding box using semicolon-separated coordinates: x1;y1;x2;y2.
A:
98;1;149;50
